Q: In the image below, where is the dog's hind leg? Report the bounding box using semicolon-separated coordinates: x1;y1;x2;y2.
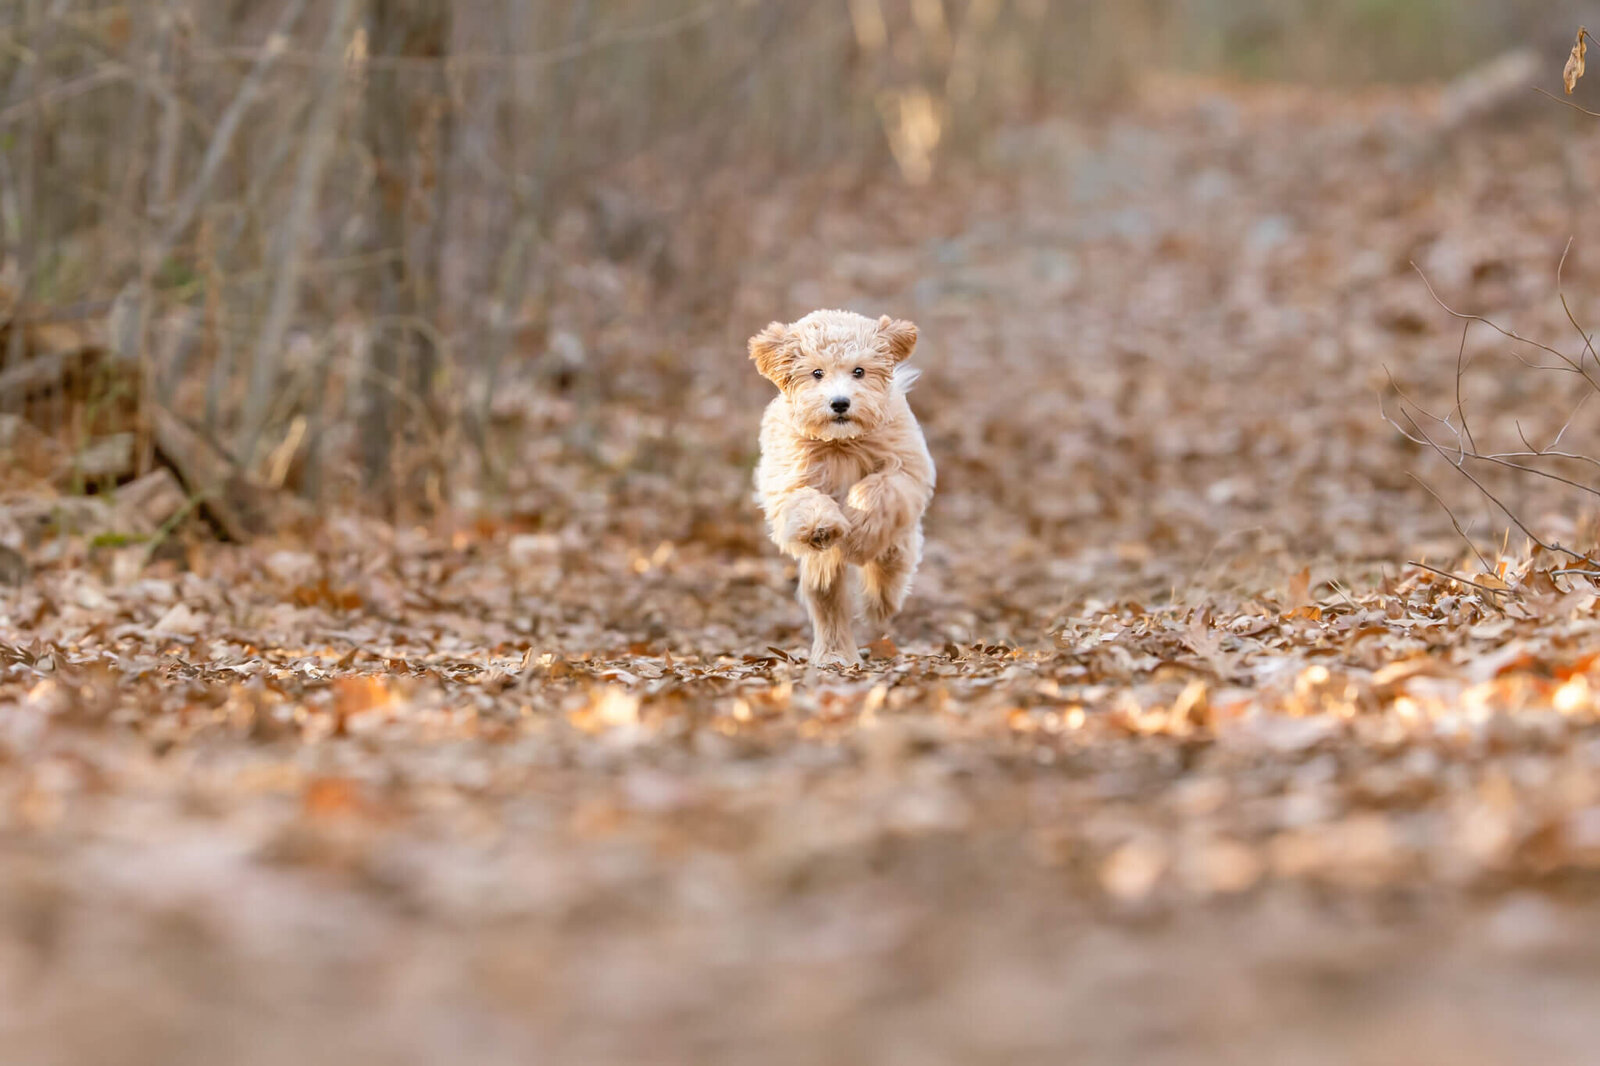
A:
799;551;856;666
859;524;922;635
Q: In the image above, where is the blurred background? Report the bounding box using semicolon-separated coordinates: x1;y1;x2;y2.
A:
11;5;1600;1066
0;0;1593;547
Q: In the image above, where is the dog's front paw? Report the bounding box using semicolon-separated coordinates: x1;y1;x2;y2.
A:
785;502;847;553
804;518;844;551
810;645;856;668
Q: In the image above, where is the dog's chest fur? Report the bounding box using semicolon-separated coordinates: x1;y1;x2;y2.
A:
803;440;878;503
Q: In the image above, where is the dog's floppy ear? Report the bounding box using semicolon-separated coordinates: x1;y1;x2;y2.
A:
748;321;794;384
877;315;918;363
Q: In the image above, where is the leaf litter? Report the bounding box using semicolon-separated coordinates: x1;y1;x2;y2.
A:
6;74;1600;1065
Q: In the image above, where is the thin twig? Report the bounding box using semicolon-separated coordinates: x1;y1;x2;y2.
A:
1514;420;1540;457
1405;560;1509;596
1535;85;1600;119
151;0;310;268
1324;577;1362;612
1556;236;1600;375
139;489;206;568
1412;262;1600;396
1547;388;1590;452
1384;392;1589;561
1408;473;1493;573
1497;416;1600;464
1512;390;1593;463
1496;444;1600;471
1508;348;1587;375
1454;319;1476;453
1466;452;1600;499
1388;262;1600;568
1383;366;1469;459
0;67;124;125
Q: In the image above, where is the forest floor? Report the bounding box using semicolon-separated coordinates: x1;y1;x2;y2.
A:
7;76;1600;1064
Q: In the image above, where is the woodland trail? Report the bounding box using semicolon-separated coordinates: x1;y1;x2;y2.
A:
6;78;1600;1064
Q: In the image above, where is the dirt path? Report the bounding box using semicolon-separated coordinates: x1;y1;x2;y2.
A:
6;80;1600;1065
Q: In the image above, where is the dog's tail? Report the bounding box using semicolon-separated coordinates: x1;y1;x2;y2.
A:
892;364;921;394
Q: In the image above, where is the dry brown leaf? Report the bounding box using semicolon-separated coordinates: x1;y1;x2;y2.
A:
302;776;368;819
333;675;392;716
152;602;203;636
1287;566;1312;609
1171;678;1211;728
1565;27;1589;94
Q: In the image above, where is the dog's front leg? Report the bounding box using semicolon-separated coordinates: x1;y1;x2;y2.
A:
767;487;854;663
799;553;856;666
843;471;928;563
771;488;849;555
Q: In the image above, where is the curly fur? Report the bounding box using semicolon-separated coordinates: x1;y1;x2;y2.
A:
750;309;936;666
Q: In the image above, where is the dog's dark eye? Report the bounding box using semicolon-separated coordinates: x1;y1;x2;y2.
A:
852;367;865;378
812;369;824;380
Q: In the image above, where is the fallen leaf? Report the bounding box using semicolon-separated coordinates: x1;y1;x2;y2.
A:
1565;26;1589;94
333;675;392;716
866;636;898;660
1288;566;1311;608
152;602;202;636
302;776;367;819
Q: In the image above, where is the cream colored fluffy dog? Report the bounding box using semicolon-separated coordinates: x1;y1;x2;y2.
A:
750;309;935;666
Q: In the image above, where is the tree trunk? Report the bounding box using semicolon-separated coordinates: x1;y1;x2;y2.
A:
359;0;451;511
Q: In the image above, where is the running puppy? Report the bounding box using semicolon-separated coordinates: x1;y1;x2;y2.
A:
750;309;935;666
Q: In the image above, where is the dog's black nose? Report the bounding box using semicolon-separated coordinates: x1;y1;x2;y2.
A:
830;398;851;414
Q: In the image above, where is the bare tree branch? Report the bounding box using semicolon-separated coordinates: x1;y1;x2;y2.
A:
1534;85;1600;118
1556;237;1600;375
1412;261;1600;396
190;4;727;73
1454;320;1476;453
1382;383;1590;563
150;0;310;268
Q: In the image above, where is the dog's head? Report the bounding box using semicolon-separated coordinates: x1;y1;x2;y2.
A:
748;310;918;441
